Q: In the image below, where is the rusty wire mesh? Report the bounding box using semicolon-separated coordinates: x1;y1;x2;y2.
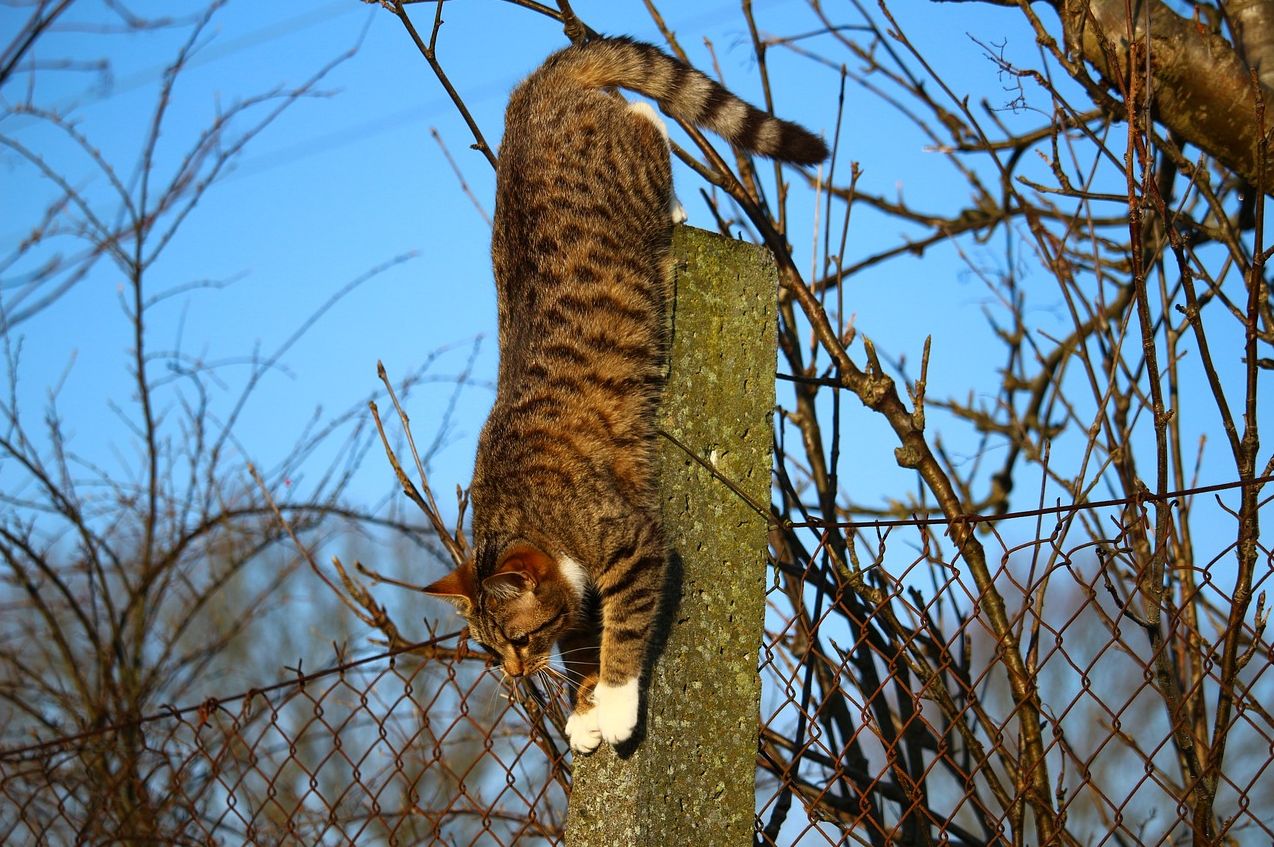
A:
2;487;1270;845
756;482;1274;846
0;635;571;846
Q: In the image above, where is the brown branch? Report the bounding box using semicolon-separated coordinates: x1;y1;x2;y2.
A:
372;361;468;566
430;126;491;226
388;0;498;169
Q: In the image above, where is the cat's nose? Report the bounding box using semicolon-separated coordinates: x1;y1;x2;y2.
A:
503;657;524;677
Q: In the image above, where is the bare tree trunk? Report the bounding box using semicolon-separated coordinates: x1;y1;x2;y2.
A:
1226;0;1274;89
1063;0;1274;189
565;226;777;846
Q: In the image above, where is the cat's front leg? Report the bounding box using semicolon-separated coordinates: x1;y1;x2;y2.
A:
566;704;602;753
566;675;639;750
590;517;665;747
558;626;603;752
565;674;603;753
592;676;640;744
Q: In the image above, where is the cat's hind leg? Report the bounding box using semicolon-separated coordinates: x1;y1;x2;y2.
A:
626;101;686;224
626;101;667;139
670;196;689;225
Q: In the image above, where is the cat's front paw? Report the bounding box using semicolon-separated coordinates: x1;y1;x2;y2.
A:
566;706;602;753
593;677;640;745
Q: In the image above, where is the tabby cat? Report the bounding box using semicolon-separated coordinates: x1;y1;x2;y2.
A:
424;36;827;753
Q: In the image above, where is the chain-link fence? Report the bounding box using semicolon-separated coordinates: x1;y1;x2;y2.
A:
756;478;1273;846
0;631;570;846
3;484;1270;845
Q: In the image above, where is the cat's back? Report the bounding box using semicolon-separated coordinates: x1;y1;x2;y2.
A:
476;41;676;534
491;47;675;307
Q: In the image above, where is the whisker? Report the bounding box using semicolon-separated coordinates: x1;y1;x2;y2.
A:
534;669;564;701
526;674;566;722
512;676;527;706
555;646;600;658
543;661;578;679
541;665;587;694
486;667;515;712
535;669;574;711
539;666;572;688
546;662;586;682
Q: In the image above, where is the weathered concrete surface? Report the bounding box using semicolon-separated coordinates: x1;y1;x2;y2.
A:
565;226;776;847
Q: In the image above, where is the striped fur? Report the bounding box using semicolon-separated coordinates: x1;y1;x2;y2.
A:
424;37;825;753
538;36;828;165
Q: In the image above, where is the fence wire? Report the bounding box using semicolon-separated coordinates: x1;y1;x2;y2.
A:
2;488;1270;845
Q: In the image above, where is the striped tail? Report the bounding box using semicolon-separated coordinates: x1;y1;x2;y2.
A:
538;36;828;166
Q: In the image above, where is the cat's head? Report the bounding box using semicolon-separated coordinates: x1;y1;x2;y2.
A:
424;541;582;678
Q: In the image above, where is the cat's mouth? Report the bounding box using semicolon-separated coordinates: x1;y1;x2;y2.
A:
502;657;547;678
498;656;558;690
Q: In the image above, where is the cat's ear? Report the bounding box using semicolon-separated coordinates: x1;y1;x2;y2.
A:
483;543;554;597
482;571;533;599
424;562;478;616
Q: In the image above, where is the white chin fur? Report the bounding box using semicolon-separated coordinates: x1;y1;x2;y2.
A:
593;677;640;745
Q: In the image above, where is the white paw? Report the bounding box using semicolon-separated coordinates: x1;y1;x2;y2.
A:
627;101;669;141
671;198;688;224
593;677;640;745
566;707;601;753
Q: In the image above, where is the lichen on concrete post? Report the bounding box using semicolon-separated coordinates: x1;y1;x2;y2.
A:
564;226;777;846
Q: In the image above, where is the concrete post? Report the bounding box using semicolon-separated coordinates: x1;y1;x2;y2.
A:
564;226;777;846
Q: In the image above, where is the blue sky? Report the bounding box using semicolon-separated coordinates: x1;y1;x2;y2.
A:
2;0;1034;526
3;0;1262;562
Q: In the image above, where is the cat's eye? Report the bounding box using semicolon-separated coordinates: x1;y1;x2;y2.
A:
510;634;530;648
